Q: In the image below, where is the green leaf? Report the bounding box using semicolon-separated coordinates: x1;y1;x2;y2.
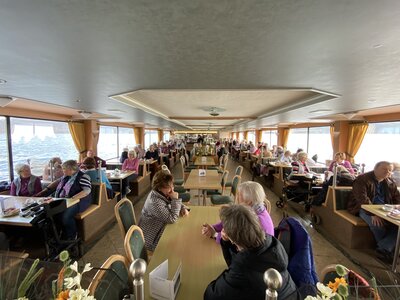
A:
335;264;349;277
59;250;69;262
338;284;349;297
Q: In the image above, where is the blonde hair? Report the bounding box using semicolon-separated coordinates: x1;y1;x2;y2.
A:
237;181;266;206
128;150;137;158
335;152;346;160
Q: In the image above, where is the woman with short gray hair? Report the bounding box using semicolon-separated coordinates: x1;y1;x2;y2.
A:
204;205;298;300
10;164;42;196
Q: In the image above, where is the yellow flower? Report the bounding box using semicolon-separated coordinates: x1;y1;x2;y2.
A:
56;290;69;300
328;277;347;292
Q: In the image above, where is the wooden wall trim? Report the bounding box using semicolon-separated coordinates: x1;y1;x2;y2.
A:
0;107;71;121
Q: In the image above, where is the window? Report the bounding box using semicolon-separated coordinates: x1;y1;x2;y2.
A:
355;121;400;171
98;126;118;160
118;127;136;153
308;127;332;163
247;131;256;144
163;131;170;141
238;132;244;141
144;130;159;149
286;128;308;153
286;126;332;163
0;117;9;181
10;118;77;177
261;130;278;148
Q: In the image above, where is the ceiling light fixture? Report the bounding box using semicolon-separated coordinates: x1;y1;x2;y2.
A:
78;111;93;119
0;96;15;107
309;109;332;114
0;79;7;84
209;107;220;117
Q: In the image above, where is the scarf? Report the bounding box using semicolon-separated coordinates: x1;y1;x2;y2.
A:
56;172;79;198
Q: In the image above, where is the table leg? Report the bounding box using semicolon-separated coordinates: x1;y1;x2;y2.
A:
202;190;206;206
198;190;201;206
120;179;123;196
392;228;400;272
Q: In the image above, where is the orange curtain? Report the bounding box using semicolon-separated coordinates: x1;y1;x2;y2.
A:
346;122;369;163
244;131;248;141
258;130;263;143
93;122;100;152
330;124;335;152
158;129;163;142
68;122;86;161
134;127;141;145
281;128;290;149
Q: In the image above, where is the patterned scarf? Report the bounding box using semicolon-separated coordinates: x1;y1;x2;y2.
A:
253;202;266;215
56;172;79;198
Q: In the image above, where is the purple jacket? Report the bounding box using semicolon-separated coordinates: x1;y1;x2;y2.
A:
212;205;274;243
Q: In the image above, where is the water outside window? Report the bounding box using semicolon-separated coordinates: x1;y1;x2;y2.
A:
10;118;77;177
261;130;278;148
144;130;159;149
247;131;256;145
308;127;333;164
355;122;400;171
286;128;308;154
163;131;170;142
98;126;118;160
118;127;136;152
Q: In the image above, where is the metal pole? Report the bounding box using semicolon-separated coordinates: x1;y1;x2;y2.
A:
264;268;282;300
129;258;147;300
332;163;338;187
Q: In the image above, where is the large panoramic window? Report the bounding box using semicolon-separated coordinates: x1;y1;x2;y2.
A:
355;121;400;171
286;128;308;153
118;127;136;152
247;131;256;144
0;117;9;181
98;126;118;160
238;132;244;141
144;130;159;149
10;118;77;177
308;126;332;164
163;131;170;142
261;130;278;148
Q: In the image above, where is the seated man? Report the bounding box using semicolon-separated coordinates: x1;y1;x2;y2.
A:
204;205;298;300
347;161;400;258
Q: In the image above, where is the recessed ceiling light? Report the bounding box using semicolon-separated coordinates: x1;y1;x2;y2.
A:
373;44;383;49
367;99;377;103
0;79;7;84
309;109;332;114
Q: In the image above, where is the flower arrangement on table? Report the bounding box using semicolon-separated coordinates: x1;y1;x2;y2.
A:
53;250;95;300
305;264;380;300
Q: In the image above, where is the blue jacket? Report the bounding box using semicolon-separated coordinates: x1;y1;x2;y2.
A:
275;217;318;288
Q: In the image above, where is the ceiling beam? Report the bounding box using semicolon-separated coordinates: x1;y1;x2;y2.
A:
169;116;256;120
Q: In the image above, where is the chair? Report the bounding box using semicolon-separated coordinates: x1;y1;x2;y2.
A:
114;198;136;240
124;225;148;264
206;170;229;197
217;154;229;174
88;254;131;300
225;165;243;188
161;164;191;202
184;153;196;169
210;175;241;205
162;164;184;186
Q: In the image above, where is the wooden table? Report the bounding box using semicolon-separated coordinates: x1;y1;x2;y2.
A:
106;170;136;193
184;169;221;205
362;204;400;272
0;196;79;227
194;156;217;169
145;206;226;300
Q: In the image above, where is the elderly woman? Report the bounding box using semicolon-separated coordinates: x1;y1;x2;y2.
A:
204;205;298;300
280;150;292;164
202;181;274;242
10;164;42;196
328;152;354;174
55;160;92;239
290;151;315;177
82;157;114;199
139;171;189;251
121;150;140;195
43;157;63;181
120;147;129;163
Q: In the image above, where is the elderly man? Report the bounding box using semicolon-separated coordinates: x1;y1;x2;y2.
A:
348;161;400;258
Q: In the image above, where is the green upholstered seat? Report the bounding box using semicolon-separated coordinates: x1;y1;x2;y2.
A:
118;201;136;233
210;194;234;205
174;185;187;193
127;226;148;263
179;192;191;203
225;166;243;187
174;178;184;185
206;170;229;196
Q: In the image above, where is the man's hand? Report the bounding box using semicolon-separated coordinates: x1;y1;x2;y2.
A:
371;215;385;227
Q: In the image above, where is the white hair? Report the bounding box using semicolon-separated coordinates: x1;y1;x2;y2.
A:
237;181;266;206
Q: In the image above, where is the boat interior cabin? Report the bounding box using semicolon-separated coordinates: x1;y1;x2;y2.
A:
1;1;400;299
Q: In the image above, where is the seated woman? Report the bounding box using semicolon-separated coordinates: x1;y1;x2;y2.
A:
328;152;354;174
10;164;42;196
86;150;106;168
290;151;315;177
139;171;189;251
82;157;114;199
55;160;92;239
204;205;298;300
121;150;139;195
145;144;159;162
202;181;274;243
120;147;129;163
42;157;63;181
280;150;292;164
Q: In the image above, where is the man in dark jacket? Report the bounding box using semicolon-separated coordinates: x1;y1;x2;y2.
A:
347;161;400;256
204;205;299;300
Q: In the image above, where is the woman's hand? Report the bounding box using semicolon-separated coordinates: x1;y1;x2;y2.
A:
180;207;189;217
202;223;216;238
169;191;179;200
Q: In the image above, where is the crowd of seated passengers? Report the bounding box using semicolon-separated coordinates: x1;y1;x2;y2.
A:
10;164;42;197
347;161;400;261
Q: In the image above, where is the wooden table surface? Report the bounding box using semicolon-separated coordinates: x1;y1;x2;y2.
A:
194;156;217;167
184;169;221;191
144;206;226;300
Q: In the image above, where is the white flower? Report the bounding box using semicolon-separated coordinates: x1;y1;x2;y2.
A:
68;288;95;300
70;261;79;273
64;276;77;289
316;282;335;297
17;298;29;300
82;263;93;274
304;296;318;300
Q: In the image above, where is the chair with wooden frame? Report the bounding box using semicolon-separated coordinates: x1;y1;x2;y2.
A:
88;254;131;299
114;198;136;240
124;225;149;264
206;170;229;197
225;165;243;188
210;175;241;205
160;165;190;202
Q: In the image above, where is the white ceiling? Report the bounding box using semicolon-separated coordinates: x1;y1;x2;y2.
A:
0;1;400;131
